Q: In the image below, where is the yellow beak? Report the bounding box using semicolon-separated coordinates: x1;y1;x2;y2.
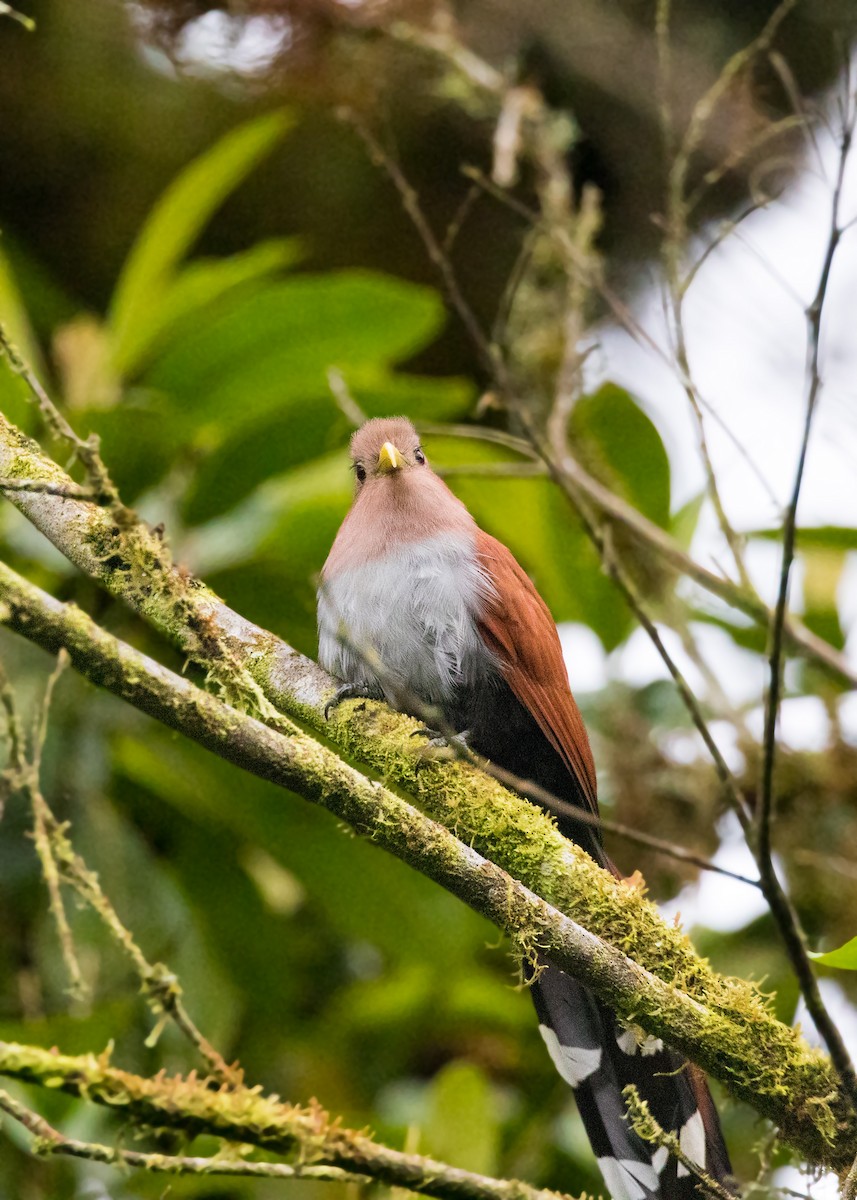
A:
377;441;405;474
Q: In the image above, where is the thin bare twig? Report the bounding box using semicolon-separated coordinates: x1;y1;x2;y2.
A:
671;0;800;203
767;50;825;176
0;323;119;508
560;470;753;833
426;419;856;689
488;757;759;888
337;108;503;385
327;367;367;428
52;825;239;1082
0;652;85;997
0;652;237;1081
657;3;759;593
685;113;805;215
0;1086;364;1185
755;77;857;1109
435;461;547;479
442;182;482;254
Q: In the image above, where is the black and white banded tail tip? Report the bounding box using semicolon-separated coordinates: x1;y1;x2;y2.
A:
532;962;735;1200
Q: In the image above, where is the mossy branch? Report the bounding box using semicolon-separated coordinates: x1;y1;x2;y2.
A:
0;559;853;1169
0;1045;571;1200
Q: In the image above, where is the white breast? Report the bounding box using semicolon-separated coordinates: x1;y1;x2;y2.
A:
318;531;496;705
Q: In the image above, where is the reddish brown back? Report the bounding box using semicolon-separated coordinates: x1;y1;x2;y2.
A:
474;529;599;819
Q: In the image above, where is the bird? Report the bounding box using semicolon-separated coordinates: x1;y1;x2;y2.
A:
317;416;734;1200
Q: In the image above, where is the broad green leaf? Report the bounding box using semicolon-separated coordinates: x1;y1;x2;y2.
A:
201;454;350;654
182;395;347;525
810;935;857;969
114;730;491;966
83;399;176;500
422;1061;499;1176
748;525;857;551
690;609;767;655
186;451;346;576
352;368;475;423
117;236;302;376
672;490;706;551
570;383;671;529
182;368;472;526
109;109;292;370
0;241;41;369
0;242;42;425
802;546;846;651
145;270;446;431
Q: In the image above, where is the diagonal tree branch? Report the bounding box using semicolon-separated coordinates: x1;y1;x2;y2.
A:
0;1049;572;1200
0;557;853;1169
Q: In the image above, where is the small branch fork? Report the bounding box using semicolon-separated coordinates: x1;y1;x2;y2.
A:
0;652;237;1083
0;325;119;510
0;1061;569;1200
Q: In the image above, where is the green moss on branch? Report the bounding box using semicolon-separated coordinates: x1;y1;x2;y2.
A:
0;1040;568;1200
0;561;854;1168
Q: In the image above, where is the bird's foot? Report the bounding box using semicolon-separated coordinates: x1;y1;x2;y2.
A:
411;726;472;758
324;681;373;720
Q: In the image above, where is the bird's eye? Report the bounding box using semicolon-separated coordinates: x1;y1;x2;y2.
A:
414;447;426;465
354;463;367;483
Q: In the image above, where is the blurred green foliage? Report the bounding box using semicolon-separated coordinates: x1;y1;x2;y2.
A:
1;25;856;1200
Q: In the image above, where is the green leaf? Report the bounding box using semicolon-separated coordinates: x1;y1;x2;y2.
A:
810;935;857;969
352;369;475;423
109;109;292;371
422;1061;499;1175
145;270;446;432
117;237;302;376
182;368;472;526
0;242;44;427
690;609;768;655
748;525;857;551
672;490;706;551
0;240;41;370
802;546;846;651
570;383;671;529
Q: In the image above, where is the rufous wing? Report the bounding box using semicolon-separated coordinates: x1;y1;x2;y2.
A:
475;530;599;817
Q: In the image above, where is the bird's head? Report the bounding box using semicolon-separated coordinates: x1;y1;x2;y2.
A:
322;417;474;577
349;417;428;490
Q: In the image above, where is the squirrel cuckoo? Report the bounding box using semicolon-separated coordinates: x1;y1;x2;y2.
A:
318;417;733;1200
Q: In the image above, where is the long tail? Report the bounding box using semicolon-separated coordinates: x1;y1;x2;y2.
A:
531;960;734;1200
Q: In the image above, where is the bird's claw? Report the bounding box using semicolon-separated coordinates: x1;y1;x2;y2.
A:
411;727;472;756
324;682;373;720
